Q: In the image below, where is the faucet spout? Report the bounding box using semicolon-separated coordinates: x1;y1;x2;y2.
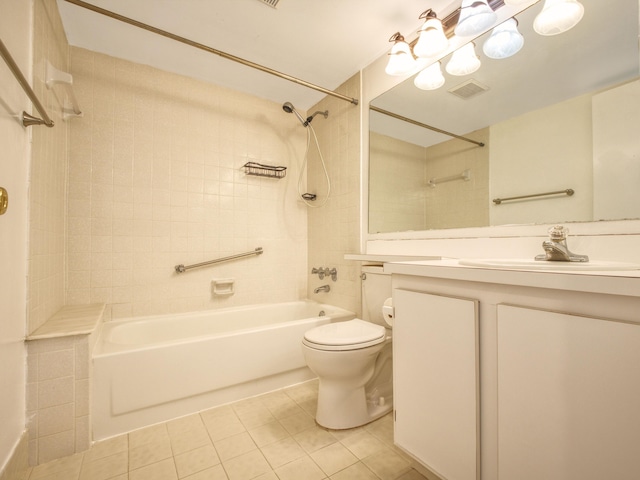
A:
535;225;589;262
314;285;330;294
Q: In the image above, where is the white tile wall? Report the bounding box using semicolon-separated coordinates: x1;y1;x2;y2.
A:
67;48;309;319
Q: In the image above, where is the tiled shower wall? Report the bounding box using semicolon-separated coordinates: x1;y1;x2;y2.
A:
306;75;361;315
28;0;69;334
66;48;309;319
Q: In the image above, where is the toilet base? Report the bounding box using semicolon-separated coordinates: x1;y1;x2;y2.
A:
315;382;393;430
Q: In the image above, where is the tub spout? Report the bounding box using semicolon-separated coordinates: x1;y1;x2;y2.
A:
314;285;330;294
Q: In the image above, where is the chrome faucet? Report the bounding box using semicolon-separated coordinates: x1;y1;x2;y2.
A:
314;284;330;293
535;225;589;262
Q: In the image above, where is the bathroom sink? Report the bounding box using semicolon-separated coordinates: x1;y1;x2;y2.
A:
458;258;640;271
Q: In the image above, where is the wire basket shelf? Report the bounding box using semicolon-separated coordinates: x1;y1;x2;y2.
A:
242;162;287;179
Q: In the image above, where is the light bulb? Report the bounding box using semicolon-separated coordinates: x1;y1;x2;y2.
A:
455;0;498;37
533;0;585;36
483;18;524;59
446;43;481;76
385;33;417;76
414;12;449;58
414;62;446;90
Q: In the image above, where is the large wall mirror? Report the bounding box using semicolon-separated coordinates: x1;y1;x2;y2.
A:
368;0;640;235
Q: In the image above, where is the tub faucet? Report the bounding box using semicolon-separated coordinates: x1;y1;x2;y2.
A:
534;225;589;262
314;285;330;294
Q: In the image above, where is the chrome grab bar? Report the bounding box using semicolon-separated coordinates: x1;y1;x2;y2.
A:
493;188;574;205
175;247;263;274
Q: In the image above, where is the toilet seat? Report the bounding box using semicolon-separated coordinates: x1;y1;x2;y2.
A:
303;319;386;351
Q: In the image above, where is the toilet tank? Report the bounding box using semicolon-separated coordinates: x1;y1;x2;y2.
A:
361;265;392;327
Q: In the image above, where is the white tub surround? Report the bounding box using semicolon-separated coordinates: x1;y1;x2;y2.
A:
386;259;640;480
25;304;105;465
93;301;355;440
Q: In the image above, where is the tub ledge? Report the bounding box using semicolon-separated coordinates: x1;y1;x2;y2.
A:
27;303;105;340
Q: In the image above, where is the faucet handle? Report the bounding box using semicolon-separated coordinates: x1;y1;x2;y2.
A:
548;225;568;240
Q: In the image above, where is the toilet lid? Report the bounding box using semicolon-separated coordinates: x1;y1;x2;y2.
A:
303;319;386;349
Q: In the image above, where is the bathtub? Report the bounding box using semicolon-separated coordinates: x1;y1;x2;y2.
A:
93;300;355;440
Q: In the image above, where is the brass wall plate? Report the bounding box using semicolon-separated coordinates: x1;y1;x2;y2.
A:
0;187;8;215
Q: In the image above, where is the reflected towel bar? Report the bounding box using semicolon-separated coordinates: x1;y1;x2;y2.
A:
175;247;263;273
0;38;55;127
493;188;574;205
428;169;471;187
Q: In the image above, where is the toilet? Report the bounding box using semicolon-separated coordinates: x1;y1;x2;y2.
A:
302;266;393;429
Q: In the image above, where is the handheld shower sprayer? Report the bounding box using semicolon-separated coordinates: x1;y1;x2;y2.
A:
282;101;331;207
282;102;329;127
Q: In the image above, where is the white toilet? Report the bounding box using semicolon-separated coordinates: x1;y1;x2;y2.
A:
302;266;393;429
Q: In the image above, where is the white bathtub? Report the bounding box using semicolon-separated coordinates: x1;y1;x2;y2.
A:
93;300;355;440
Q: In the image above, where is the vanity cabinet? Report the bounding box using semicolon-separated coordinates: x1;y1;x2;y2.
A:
393;289;479;480
386;260;640;480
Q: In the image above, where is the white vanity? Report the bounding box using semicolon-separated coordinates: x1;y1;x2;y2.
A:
385;259;640;480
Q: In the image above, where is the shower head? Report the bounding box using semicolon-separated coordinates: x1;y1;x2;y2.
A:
282;101;308;127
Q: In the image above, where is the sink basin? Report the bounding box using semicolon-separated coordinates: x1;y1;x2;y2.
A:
458;258;640;271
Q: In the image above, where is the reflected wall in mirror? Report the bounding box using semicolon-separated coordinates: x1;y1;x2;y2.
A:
369;0;640;234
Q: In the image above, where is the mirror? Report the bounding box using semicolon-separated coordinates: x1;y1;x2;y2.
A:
369;0;640;234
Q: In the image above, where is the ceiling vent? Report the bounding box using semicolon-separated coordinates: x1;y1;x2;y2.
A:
448;79;490;99
257;0;280;8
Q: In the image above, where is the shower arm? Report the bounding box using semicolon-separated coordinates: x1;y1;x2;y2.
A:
63;0;359;106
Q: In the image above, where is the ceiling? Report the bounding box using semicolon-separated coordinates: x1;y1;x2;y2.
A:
56;0;460;111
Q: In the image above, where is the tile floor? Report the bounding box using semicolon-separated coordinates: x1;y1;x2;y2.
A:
24;380;428;480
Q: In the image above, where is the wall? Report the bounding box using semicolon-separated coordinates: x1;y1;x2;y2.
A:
306;74;361;315
0;0;31;474
66;48;308;319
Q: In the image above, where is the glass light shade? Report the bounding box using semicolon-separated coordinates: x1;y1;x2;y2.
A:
482;18;524;59
414;17;449;58
533;0;584;36
446;43;481;76
414;62;446;90
455;0;498;37
385;37;417;76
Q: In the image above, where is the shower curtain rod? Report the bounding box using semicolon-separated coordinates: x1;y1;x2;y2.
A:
370;105;485;147
63;0;359;106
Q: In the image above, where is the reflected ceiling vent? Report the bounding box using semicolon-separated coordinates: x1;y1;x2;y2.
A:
257;0;280;8
448;79;490;99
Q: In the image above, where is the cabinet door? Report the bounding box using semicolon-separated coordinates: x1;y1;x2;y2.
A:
393;289;479;480
497;304;640;480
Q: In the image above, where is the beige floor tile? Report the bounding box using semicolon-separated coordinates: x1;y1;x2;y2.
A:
235;406;276;430
284;382;317;404
274;456;326;480
84;436;128;463
129;458;177;480
293;427;337;453
222;450;271;480
364;413;394;446
259;437;306;469
129;437;173;471
79;451;128;480
340;430;386;459
247;421;289;448
30;453;83;479
396;469;429;480
201;410;246;442
168;421;212;456
329;461;379;480
310;442;359;477
251;473;278;480
183;464;228;480
278;411;316;435
265;399;304;420
174;444;220;479
129;423;170;449
213;432;256;462
362;447;412;480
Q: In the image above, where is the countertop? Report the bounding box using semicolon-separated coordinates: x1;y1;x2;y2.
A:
384;258;640;298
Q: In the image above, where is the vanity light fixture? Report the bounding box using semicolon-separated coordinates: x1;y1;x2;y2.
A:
446;42;481;76
414;61;446;90
413;9;449;58
385;32;418;76
533;0;585;36
482;18;524;59
455;0;498;37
